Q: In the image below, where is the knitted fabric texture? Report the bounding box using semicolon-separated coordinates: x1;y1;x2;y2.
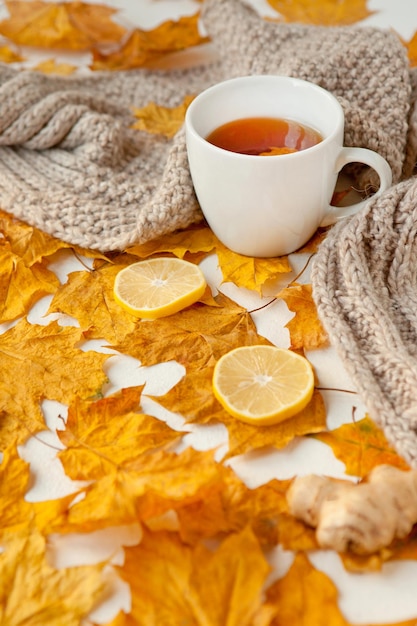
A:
312;179;417;468
0;0;412;250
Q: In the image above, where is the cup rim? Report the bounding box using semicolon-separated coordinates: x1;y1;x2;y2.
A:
185;74;344;159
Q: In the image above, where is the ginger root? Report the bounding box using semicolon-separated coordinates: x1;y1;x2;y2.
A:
286;465;417;554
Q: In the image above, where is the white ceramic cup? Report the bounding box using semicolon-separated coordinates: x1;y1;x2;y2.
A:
185;75;392;257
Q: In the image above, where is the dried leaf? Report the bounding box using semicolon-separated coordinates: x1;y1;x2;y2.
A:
0;240;59;322
112;293;271;372
0;528;105;625
176;471;292;547
92;14;208;71
132;95;195;139
33;57;77;74
223;389;326;458
403;30;417;67
264;551;351;625
216;242;291;293
0;444;33;536
154;368;326;458
58;387;182;481
0;319;108;446
0;0;126;50
47;257;138;344
267;0;375;26
118;527;270;626
63;448;222;532
0;43;24;62
127;224;217;260
265;551;417;625
313;415;410;477
277;283;329;350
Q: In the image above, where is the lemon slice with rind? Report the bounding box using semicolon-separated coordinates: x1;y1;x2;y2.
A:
113;258;206;319
213;345;314;425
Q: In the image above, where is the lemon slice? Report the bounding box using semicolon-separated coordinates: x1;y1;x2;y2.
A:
212;345;314;425
113;258;206;319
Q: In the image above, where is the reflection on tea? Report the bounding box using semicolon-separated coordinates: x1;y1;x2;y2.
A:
205;116;323;156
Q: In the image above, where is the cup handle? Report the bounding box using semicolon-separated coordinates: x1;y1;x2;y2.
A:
320;147;392;227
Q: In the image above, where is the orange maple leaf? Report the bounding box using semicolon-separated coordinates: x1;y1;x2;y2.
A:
0;0;126;50
313;415;410;477
91;14;208;71
118;527;270;626
402;30;417;67
277;282;329;350
266;0;375;26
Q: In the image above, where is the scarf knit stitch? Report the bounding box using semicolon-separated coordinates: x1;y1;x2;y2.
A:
1;0;417;461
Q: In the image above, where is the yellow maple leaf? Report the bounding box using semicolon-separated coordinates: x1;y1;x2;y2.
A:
0;43;24;62
118;527;270;626
0;240;59;323
127;224;217;260
216;241;291;293
33;57;77;75
153;367;326;458
403;30;417;67
0;209;74;265
0;319;109;446
313;415;410;477
267;0;375;26
132;95;195;139
0;528;105;625
0;444;33;537
0;0;126;50
223;389;326;458
47;255;138;344
277;282;329;350
58;387;183;481
113;293;271;372
64;448;222;532
91;14;208;71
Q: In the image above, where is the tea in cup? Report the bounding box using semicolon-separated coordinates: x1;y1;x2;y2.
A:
185;75;392;257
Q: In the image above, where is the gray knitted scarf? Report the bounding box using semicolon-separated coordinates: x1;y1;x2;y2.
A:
0;0;413;251
1;0;417;462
